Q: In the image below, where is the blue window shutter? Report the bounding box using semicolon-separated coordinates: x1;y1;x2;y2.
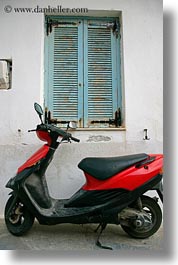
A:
45;17;121;128
84;20;120;128
46;19;83;126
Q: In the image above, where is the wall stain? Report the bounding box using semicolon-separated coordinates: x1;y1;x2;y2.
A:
87;135;111;142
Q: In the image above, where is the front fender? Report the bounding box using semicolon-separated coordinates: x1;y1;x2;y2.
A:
5;192;19;218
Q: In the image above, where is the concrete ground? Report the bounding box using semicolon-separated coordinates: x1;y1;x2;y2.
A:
0;218;163;252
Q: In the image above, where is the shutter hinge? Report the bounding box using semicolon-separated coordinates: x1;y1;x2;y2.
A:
91;108;122;127
88;19;120;38
46;18;77;36
112;20;120;38
103;20;120;38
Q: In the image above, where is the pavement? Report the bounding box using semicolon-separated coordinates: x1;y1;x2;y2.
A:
0;218;163;252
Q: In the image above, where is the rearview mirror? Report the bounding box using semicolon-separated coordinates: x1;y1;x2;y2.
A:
34;103;43;115
34;102;43;123
69;121;77;129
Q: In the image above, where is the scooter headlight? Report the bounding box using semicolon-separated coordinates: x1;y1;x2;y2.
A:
6;178;14;189
6;175;16;189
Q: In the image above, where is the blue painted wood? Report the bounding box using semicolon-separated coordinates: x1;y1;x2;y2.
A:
83;20;89;127
44;25;49;110
77;20;84;127
116;33;122;110
45;17;122;128
44;21;55;113
84;19;120;128
111;26;118;115
48;29;54;113
45;19;81;124
53;25;78;121
88;25;112;119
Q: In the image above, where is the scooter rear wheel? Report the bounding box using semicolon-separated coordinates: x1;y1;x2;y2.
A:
5;195;34;236
121;195;162;239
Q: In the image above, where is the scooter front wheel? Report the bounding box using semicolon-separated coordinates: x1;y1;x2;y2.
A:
121;195;162;239
4;195;34;236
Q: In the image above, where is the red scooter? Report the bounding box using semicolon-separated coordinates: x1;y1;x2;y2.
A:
5;103;163;249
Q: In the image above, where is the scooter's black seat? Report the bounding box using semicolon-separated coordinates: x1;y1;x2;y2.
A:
78;153;149;180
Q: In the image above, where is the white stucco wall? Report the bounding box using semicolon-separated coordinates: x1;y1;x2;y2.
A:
0;0;163;215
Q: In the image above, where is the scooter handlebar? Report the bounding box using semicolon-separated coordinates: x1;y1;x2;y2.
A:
50;126;80;142
70;136;80;143
28;129;37;132
36;124;80;143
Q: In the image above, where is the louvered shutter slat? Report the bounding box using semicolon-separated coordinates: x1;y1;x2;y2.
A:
53;26;78;121
86;25;113;127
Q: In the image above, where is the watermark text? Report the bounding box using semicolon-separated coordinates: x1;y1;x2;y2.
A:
4;5;88;14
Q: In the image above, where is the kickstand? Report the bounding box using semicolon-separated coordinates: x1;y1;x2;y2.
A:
95;223;113;250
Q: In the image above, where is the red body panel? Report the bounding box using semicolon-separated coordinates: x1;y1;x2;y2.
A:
17;144;49;173
82;154;163;191
36;130;52;145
